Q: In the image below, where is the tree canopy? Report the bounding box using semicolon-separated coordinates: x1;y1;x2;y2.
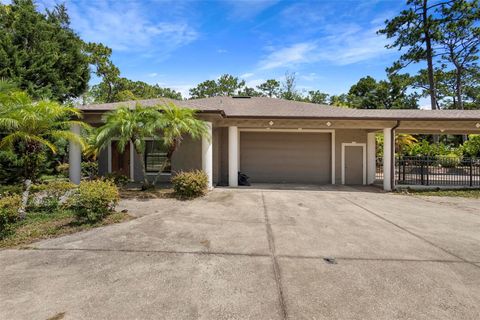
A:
348;75;418;109
0;0;90;102
189;74;246;98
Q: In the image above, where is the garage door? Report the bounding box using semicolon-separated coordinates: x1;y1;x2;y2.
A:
240;132;331;184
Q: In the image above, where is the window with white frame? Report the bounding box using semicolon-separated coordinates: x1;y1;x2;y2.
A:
144;141;171;173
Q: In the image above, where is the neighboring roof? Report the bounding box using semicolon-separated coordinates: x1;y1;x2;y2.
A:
77;96;480;121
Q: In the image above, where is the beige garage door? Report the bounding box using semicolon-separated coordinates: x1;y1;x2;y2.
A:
240;132;331;184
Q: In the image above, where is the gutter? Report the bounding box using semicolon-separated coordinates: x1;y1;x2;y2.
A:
391;120;400;190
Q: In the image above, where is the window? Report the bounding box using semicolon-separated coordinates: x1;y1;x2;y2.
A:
144;141;171;173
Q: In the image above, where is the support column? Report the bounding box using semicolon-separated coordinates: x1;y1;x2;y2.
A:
228;126;239;187
367;132;376;185
383;128;392;191
202;122;213;189
69;124;82;185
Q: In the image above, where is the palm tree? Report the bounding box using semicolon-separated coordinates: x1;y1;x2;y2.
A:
0;89;87;181
94;104;161;188
152;103;209;185
396;134;418;155
0;84;87;218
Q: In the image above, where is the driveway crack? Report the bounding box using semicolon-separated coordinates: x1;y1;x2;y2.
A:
261;192;288;320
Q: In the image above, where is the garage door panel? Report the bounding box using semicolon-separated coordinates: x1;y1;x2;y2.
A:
240;132;331;184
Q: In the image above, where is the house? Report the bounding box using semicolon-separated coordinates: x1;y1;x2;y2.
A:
70;96;480;191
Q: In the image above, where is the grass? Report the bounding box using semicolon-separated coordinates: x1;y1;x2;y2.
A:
398;188;480;198
0;209;133;249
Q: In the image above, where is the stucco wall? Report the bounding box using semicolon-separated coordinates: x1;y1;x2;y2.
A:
134;136;202;183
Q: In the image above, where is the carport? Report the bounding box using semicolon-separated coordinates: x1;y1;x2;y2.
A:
378;119;480;190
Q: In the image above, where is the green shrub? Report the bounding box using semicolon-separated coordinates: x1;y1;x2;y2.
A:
29;181;76;212
171;170;208;199
67;180;119;222
105;172;129;188
82;162;98;179
0;151;23;184
437;153;462;168
0;184;23;197
0;195;21;238
462;135;480;157
56;163;69;177
31;180;76;196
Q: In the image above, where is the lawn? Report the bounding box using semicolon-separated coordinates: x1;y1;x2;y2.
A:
398;188;480;198
0;179;133;249
0;209;132;248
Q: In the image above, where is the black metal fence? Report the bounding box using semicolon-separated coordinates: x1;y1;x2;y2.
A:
395;156;480;187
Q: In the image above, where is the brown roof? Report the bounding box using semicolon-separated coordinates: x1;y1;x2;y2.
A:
78;96;480;121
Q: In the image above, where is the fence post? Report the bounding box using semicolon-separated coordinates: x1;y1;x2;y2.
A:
420;159;425;185
470;158;473;187
426;156;429;186
397;157;401;182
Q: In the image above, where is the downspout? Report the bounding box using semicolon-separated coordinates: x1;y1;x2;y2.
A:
390;121;400;190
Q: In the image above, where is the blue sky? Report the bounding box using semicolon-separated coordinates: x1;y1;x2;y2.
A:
34;0;410;98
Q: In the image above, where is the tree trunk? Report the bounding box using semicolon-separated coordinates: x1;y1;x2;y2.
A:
152;142;177;187
455;68;468;142
152;158;172;186
18;179;32;220
423;0;437;111
131;140;151;189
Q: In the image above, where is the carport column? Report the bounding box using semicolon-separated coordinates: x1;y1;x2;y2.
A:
383;128;392;191
367;132;376;184
68;124;82;185
228;126;239;187
202;121;213;189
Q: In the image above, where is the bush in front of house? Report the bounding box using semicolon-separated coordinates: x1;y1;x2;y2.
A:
67;179;120;222
29;180;76;212
105;172;129;188
171;170;208;199
0;195;21;239
81;162;98;180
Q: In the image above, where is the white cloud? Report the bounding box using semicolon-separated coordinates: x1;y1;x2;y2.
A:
217;49;228;54
245;78;266;88
66;1;198;55
300;72;319;81
258;42;318;70
317;25;390;65
257;23;391;70
241;73;255;79
148;73;159;78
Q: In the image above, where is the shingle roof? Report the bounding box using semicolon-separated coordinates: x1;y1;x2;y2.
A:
78;96;480;121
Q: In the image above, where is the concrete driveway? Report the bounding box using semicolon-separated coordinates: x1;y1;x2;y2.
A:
1;185;480;320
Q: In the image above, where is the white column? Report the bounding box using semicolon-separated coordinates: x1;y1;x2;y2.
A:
228;126;239;187
383;128;392;191
202;122;213;189
367;132;376;185
69;124;82;185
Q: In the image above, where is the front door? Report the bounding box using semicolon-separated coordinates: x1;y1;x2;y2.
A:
344;145;364;185
111;141;130;178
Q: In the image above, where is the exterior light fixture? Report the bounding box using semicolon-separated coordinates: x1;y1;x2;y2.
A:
269;121;274;126
476;123;480;128
326;121;332;127
440;129;445;132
